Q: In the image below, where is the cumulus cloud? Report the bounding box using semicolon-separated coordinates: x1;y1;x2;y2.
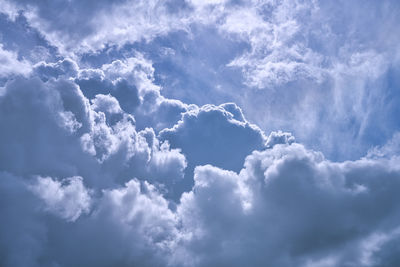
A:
175;143;400;266
160;103;266;172
3;105;400;266
266;130;295;148
33;58;78;81
0;70;187;188
0;66;184;265
0;172;176;267
159;103;266;198
30;176;91;222
1;59;400;267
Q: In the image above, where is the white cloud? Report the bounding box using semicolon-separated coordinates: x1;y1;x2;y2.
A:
4;0;191;54
222;0;325;87
101;55;159;95
91;94;123;115
0;45;31;78
266;130;295;147
30;176;91;222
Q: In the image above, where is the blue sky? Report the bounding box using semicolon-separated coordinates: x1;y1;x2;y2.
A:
1;0;400;266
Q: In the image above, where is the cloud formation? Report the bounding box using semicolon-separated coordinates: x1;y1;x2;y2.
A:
175;144;400;266
1;60;400;266
2;0;400;160
0;1;400;267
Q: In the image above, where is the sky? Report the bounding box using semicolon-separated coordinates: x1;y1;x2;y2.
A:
0;0;400;266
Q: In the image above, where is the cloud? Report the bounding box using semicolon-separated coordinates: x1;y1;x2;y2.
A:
30;176;91;222
0;44;31;79
1;62;400;266
0;172;46;267
367;132;400;159
159;103;266;198
3;0;191;54
217;0;400;159
175;143;400;266
1;1;400;266
0;72;187;189
5;0;400;161
0;12;58;65
160;103;266;172
266;130;295;148
56;179;177;267
0;69;186;265
0;171;177;267
33;58;78;81
0;77;95;178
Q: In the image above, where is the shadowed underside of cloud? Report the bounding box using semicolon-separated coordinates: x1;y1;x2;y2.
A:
1;0;400;267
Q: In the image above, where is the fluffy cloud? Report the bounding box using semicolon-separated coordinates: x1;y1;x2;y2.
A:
3;115;400;267
266;130;295;148
53;179;177;267
1;63;400;266
159;103;266;198
175;143;400;266
30;176;91;222
0;172;176;267
0;70;187;188
0;77;94;178
0;66;186;265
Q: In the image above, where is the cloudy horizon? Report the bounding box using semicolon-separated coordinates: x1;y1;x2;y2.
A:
1;0;400;266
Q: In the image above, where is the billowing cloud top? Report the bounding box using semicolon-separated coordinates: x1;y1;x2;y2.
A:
1;0;400;266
